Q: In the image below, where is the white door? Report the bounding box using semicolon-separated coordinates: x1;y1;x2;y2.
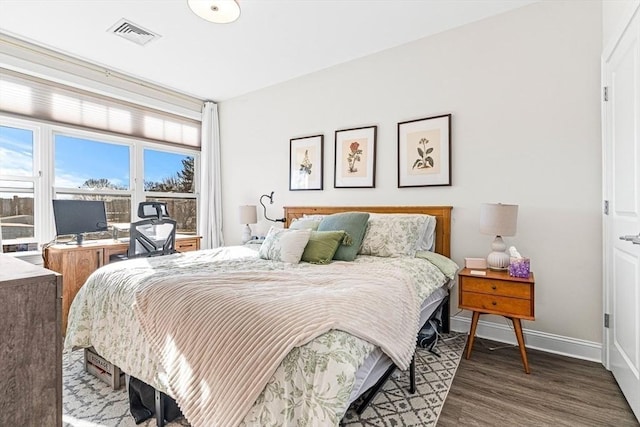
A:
603;6;640;421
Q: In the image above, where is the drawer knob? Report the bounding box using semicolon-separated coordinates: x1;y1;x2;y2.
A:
492;301;497;306
492;285;497;290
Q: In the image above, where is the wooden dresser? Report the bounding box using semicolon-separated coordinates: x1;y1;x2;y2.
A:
44;234;201;334
0;255;62;427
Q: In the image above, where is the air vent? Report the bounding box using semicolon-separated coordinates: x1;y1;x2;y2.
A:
108;19;160;46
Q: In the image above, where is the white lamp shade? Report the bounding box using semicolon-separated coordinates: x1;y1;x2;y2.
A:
239;205;257;225
480;203;518;237
187;0;241;24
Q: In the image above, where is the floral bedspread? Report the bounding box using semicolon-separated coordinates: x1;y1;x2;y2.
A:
64;246;448;426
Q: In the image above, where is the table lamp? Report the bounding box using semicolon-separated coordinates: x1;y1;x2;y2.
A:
239;205;257;243
480;203;518;270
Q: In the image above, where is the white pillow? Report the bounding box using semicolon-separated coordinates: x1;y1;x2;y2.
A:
258;226;311;264
289;218;321;231
416;214;437;252
302;214;326;221
359;214;430;257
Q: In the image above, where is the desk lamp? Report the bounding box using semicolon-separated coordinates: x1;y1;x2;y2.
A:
480;203;518;270
259;191;286;223
239;205;257;244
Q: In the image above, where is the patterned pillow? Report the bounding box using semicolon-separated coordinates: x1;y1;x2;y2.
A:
258;227;311;264
359;214;430;257
415;250;459;280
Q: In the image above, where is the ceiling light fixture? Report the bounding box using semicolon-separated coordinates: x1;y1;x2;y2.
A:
187;0;241;24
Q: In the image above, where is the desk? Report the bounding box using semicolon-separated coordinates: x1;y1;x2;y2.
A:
44;235;200;334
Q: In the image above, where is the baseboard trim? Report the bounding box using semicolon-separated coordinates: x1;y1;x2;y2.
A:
450;315;602;363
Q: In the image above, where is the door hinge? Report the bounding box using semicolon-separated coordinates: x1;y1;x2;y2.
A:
604;313;610;328
603;86;609;102
604;200;609;215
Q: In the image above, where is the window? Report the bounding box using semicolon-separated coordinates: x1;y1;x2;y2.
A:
0;69;201;253
53;133;133;242
144;149;197;235
0;124;39;251
55;135;130;190
0;116;200;252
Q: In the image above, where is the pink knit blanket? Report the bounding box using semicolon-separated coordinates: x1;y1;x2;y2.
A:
133;267;420;427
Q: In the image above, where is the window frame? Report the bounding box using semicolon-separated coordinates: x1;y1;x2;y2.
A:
0;117;44;249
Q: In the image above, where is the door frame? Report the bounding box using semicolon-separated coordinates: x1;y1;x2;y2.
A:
601;1;640;370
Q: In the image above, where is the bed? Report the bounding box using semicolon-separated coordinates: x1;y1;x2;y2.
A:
64;205;455;427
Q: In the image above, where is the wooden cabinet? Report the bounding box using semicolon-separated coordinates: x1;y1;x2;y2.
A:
44;235;201;334
458;268;535;373
46;246;102;334
0;255;62;427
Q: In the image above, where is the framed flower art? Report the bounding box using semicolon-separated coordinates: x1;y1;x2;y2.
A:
334;125;377;188
398;114;451;187
289;134;323;191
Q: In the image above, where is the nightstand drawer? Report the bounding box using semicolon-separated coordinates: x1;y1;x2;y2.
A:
460;291;533;318
461;276;531;299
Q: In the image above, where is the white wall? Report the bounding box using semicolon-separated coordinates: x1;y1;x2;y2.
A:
219;1;603;344
603;0;640;48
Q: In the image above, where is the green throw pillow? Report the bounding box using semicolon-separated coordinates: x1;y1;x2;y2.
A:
301;231;346;264
317;212;370;261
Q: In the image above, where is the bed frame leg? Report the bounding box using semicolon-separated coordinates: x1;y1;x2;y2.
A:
155;389;165;427
442;293;451;333
356;363;396;414
409;353;416;394
354;289;450;414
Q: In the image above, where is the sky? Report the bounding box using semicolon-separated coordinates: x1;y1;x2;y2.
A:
0;125;191;189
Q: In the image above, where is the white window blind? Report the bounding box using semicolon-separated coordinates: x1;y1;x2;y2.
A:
0;68;201;148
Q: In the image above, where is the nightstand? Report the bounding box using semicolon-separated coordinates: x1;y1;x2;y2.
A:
243;239;264;250
458;268;535;373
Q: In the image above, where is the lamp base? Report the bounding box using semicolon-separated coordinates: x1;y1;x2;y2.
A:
241;224;252;244
487;235;510;270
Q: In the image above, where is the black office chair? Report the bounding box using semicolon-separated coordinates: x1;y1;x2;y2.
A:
109;202;177;261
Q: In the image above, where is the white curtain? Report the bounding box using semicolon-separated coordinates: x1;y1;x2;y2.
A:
199;101;224;248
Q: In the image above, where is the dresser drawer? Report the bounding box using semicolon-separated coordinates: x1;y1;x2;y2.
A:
461;276;531;299
460;291;533;318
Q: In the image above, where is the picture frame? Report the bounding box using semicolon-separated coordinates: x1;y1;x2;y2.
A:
397;113;451;188
334;125;377;188
289;134;323;191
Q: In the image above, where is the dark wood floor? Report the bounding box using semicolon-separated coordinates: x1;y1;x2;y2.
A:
438;337;638;426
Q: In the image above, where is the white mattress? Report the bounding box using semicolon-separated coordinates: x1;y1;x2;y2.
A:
347;285;449;406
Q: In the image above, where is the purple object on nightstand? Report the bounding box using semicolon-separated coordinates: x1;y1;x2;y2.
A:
509;257;530;278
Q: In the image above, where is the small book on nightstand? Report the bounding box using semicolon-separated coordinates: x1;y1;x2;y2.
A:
469;270;487;276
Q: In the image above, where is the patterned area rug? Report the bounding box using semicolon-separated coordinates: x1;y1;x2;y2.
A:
63;332;466;427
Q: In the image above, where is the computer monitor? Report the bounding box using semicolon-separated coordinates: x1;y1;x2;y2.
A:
52;199;109;245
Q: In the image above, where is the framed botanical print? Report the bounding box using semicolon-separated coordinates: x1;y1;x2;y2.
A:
334;125;377;188
398;114;451;187
289;134;323;190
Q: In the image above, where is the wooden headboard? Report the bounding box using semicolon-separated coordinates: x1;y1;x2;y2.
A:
283;206;452;258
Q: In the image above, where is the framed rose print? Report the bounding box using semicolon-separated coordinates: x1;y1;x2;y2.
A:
289;134;323;191
334;125;377;188
398;114;451;187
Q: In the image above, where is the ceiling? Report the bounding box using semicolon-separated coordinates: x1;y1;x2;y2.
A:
0;0;536;102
